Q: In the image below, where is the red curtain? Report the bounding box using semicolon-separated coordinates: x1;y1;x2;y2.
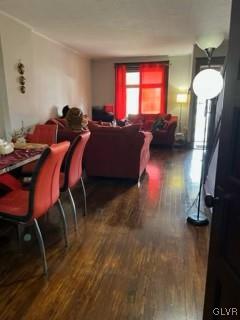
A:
115;64;126;120
139;63;168;114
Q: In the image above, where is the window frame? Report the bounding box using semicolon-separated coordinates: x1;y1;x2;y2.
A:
124;61;169;115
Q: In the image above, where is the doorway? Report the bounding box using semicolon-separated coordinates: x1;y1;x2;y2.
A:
192;58;225;149
193;97;211;149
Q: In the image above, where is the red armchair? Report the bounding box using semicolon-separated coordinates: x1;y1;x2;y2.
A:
151;116;177;146
128;114;178;147
84;124;152;180
45;118;82;143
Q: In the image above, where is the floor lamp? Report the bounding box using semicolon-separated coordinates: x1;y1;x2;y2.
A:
176;93;188;133
187;35;224;226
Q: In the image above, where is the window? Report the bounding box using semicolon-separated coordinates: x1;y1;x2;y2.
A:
139;63;167;114
126;64;168;116
126;72;140;115
115;62;168;119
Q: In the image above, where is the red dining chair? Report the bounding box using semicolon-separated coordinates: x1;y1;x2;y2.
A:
26;124;57;145
60;132;90;229
0;173;22;191
0;141;70;276
23;124;58;175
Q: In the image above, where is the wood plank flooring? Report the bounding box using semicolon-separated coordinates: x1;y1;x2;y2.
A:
0;148;209;320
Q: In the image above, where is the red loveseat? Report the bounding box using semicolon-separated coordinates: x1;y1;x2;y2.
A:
128;114;178;147
84;123;152;180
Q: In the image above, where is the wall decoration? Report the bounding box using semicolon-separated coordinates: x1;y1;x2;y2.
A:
19;75;25;85
17;61;26;94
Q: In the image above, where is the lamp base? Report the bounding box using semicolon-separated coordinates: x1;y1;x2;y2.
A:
187;212;209;226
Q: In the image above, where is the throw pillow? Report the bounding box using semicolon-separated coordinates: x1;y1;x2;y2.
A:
104;104;114;113
121;124;140;134
152;117;166;132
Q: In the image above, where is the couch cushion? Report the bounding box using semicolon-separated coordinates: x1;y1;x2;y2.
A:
128;114;144;124
142;120;154;131
88;122;121;133
88;121;141;135
121;124;141;134
142;114;159;122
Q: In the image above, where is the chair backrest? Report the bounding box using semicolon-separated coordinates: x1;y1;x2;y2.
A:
29;141;70;219
28;124;57;145
62;132;90;190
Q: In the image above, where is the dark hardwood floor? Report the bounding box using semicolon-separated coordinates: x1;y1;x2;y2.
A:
0;148;209;320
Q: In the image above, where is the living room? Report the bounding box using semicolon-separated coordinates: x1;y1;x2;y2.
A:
0;0;238;319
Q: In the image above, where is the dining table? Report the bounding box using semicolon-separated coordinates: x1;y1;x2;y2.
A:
0;143;46;175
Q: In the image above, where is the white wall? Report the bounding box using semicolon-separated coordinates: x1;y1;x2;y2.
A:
0;36;10;138
0;13;34;133
32;33;91;124
0;12;92;134
91;54;192;132
167;55;192;133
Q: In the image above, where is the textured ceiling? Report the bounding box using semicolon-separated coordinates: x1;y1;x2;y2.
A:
0;0;232;58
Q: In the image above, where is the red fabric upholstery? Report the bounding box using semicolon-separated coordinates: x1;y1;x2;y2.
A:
45;118;67;128
104;104;114;113
57;128;81;143
23;124;58;174
0;142;70;222
32;142;69;218
0;189;29;217
84;126;152;180
151;116;177;146
128;114;177;147
128;114;144;123
45;118;88;143
0;174;22;191
61;132;90;191
26;124;57;145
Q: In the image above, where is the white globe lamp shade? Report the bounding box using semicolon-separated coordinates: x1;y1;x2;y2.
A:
193;69;223;99
196;33;224;50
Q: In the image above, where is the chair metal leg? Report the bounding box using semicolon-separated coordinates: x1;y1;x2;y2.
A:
80;177;87;216
33;219;48;277
56;199;69;247
67;188;78;231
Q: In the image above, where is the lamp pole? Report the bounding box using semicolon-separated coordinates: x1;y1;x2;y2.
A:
179;103;182;133
187;35;224;226
187;100;209;226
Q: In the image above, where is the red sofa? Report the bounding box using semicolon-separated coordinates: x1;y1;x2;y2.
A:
45;118;87;142
128;114;178;147
84;123;152;180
